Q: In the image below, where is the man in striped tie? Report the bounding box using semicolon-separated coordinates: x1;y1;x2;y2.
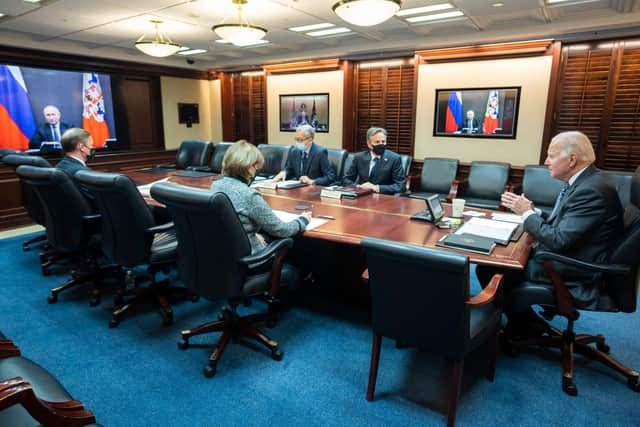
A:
477;131;624;337
29;105;73;150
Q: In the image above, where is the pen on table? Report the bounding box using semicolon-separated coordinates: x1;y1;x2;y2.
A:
316;215;336;220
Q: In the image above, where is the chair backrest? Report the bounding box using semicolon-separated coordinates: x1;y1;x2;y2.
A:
361;237;473;359
150;183;252;301
0;148;21;159
464;161;510;205
603;170;633;208
342;152;356;182
420;157;459;195
3;154;52;225
209;142;233;173
326;148;347;182
16;166;92;252
604;166;640;313
399;154;412;178
522;165;565;214
257;144;292;177
175;140;213;169
75;170;156;266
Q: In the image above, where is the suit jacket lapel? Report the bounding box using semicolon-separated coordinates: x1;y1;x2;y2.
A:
551;165;597;223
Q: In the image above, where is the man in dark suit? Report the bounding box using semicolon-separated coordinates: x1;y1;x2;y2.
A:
273;124;336;186
55;128;97;205
477;131;624;335
460;110;479;134
342;127;405;195
29;105;73;150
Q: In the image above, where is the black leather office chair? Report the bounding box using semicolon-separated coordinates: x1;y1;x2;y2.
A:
3;154;52;252
506;166;640;396
408;157;458;202
208;142;233;173
0;333;100;426
455;161;510;209
75;170;192;327
151;183;296;377
257;144;291;178
160;140;213;169
341;152;355;184
326;148;347;183
361;238;504;427
0;149;21;159
521;165;565;216
603;170;633;208
16;165;111;305
399;154;412;192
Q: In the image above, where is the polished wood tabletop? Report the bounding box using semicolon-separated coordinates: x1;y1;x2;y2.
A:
128;169;532;270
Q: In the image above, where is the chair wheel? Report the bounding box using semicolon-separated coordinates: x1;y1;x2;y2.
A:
266;319;276;328
47;294;58;304
204;365;216;378
628;376;640;392
109;318;119;328
562;377;578;396
596;342;610;353
177;339;189;350
23;244;30;252
271;348;284;361
42;267;51;276
89;297;101;307
191;295;200;303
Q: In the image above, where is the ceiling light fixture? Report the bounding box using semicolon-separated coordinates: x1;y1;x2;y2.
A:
212;0;267;47
289;23;335;32
332;0;402;27
395;3;452;17
405;10;464;23
134;20;181;58
307;27;352;37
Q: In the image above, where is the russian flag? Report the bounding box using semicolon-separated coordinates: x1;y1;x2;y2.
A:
445;91;462;133
483;90;500;135
82;73;109;148
0;65;36;150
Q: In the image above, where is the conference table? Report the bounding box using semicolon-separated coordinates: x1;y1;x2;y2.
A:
128;168;533;270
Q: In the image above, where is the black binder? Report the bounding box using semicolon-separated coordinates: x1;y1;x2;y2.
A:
436;233;496;255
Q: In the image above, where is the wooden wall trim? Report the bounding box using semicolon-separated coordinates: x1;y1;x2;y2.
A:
540;41;563;163
263;59;341;75
341;61;356;151
0;44;209;79
219;72;235;141
415;40;553;63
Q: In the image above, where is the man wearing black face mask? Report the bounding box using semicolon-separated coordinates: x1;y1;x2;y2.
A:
342;127;405;194
56;128;97;204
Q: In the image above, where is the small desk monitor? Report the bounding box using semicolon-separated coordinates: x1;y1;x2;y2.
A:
410;194;445;223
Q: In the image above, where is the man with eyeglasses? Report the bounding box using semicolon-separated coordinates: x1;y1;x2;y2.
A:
273;124;335;186
342;127;405;194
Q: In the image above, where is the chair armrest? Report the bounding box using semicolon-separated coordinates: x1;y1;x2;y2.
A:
449;179;466;202
240;238;294;269
0;377;96;425
156;163;176;169
0;339;20;358
467;273;504;307
145;222;175;236
533;251;630;274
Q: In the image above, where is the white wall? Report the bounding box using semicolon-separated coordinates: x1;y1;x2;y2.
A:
160;76;222;150
414;56;553;166
266;70;343;148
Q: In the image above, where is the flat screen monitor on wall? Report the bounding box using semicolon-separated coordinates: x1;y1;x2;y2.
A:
0;63;120;154
433;87;521;139
279;93;329;133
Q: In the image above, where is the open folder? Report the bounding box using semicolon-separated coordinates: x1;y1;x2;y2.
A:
454;217;521;245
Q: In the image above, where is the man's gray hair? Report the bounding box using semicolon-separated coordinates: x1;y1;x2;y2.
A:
551;131;596;163
366;127;387;142
296;124;315;140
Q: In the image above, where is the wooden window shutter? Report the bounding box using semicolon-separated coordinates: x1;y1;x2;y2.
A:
232;73;266;145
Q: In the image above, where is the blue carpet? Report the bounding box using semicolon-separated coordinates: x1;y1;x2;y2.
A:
1;233;639;426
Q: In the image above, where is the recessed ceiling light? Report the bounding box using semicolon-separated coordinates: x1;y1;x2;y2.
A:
395;3;453;17
23;0;41;3
546;0;599;4
235;39;270;47
289;23;335;32
178;49;207;56
406;10;464;23
176;46;191;51
307;27;351;37
0;13;5;18
492;2;504;6
215;39;232;44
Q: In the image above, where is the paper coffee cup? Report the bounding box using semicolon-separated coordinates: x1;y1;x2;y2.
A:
452;198;465;217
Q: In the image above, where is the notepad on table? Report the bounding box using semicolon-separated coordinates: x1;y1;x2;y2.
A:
272;210;328;231
454;217;520;245
436;233;496;255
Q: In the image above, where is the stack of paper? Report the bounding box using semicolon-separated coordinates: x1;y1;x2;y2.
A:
491;212;524;224
455;217;520;245
272;210;328;231
137;177;171;197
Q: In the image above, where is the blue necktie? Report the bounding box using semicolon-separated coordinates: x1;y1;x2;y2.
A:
549;184;569;220
52;125;60;141
370;157;379;180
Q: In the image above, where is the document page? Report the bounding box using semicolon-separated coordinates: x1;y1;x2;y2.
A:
491;212;524;224
273;210;328;231
137;177;171;197
454;217;519;243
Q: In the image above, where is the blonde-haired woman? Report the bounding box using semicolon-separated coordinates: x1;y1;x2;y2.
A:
211;140;311;252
